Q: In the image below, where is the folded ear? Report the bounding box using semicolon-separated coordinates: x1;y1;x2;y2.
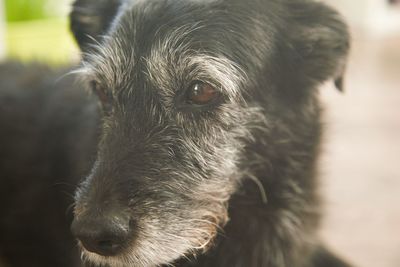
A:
286;1;350;91
70;0;122;52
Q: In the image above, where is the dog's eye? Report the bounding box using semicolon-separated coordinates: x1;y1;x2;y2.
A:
187;82;218;105
90;80;112;108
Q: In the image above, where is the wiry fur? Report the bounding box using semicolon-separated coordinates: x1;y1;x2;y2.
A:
0;0;351;266
70;0;351;266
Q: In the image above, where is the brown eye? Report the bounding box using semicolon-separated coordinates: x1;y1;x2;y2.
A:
90;80;111;106
187;82;218;105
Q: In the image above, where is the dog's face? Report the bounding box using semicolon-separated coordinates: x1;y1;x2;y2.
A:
70;0;349;266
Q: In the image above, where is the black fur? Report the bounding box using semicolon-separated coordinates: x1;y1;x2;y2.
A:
0;0;351;266
0;62;98;267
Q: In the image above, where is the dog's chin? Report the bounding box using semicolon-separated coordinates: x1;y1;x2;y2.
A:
81;250;136;267
81;248;170;267
79;234;211;267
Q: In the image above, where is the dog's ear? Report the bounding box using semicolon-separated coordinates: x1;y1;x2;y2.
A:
70;0;122;52
286;1;350;91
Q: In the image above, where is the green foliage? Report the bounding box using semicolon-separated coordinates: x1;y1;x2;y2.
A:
5;0;53;22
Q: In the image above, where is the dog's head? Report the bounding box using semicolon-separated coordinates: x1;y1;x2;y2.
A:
70;0;349;266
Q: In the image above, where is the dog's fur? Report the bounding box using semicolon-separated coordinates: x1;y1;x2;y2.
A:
0;62;97;266
0;0;350;266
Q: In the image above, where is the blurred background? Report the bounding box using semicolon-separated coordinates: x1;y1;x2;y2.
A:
0;0;77;64
0;1;399;267
319;2;400;267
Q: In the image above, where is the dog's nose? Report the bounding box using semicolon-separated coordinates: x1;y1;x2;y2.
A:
71;216;131;256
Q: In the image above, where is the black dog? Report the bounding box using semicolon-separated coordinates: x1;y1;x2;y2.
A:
0;62;97;266
0;0;350;266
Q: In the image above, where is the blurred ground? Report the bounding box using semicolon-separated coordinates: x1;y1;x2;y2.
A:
319;31;400;267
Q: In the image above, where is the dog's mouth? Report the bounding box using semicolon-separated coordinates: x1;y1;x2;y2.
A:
73;214;222;267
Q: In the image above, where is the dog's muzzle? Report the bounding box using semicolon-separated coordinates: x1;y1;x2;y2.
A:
71;214;133;256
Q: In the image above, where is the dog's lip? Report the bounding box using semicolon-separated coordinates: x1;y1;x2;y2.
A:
79;239;123;256
79;239;131;257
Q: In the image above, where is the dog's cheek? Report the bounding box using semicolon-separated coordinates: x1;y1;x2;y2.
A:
132;199;227;261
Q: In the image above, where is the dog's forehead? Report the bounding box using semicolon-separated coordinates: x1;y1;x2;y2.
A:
85;0;246;90
117;0;229;56
84;0;275;98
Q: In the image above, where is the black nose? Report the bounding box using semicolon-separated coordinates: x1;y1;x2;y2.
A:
71;216;131;256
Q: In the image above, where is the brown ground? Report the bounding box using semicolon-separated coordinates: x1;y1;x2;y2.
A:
319;31;400;267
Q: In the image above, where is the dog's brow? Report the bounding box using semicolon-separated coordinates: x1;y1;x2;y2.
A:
82;35;137;90
144;46;247;101
186;54;246;97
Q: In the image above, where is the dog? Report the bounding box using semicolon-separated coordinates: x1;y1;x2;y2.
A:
0;62;96;266
0;0;350;266
69;0;351;266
